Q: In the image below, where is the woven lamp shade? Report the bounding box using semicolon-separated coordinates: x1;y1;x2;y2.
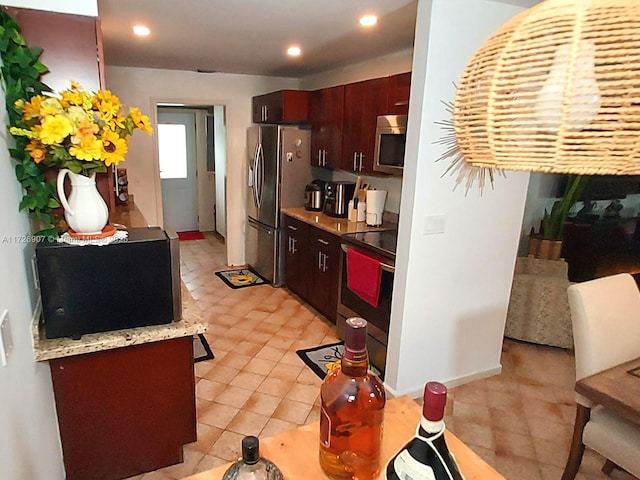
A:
453;0;640;175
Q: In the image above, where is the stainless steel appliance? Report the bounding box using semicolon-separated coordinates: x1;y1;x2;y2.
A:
373;114;407;175
246;124;311;285
324;181;356;218
304;180;325;211
337;229;397;376
36;227;181;340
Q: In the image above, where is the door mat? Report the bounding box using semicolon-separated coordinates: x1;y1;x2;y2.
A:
296;341;383;380
215;268;267;289
178;231;205;241
193;334;214;363
296;342;345;379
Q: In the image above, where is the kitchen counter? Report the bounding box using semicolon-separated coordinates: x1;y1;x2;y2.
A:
282;207;395;235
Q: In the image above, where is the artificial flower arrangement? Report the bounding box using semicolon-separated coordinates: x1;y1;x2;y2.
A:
10;81;153;177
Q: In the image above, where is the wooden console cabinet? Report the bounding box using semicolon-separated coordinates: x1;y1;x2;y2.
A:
49;337;197;480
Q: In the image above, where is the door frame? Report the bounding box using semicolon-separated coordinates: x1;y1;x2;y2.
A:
150;97;229;246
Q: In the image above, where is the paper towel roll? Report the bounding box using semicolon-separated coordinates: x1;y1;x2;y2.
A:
365;190;387;226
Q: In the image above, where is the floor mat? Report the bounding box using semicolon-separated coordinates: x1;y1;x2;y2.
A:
178;231;205;241
215;268;267;289
193;334;214;362
296;342;345;379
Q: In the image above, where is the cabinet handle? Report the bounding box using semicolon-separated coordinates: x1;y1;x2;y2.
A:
323;150;327;166
288;225;298;231
359;153;364;171
318;149;323;166
353;152;358;171
322;253;328;272
291;238;297;254
318;251;323;270
288;236;292;253
264;105;269;121
317;238;329;245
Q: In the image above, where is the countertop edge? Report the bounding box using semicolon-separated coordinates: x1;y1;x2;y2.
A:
32;286;206;362
281;207;394;235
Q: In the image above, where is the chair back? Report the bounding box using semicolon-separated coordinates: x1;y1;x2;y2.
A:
568;273;640;385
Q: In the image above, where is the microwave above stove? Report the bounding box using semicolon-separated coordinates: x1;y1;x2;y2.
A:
373;115;406;175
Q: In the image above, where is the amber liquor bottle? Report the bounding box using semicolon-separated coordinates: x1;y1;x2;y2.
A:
382;382;463;480
319;317;386;480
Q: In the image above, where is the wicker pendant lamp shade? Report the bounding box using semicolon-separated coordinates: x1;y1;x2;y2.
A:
453;0;640;175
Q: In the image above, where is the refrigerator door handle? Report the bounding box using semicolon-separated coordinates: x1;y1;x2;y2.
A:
255;142;264;209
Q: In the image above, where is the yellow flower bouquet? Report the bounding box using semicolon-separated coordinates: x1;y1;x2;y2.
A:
10;81;152;177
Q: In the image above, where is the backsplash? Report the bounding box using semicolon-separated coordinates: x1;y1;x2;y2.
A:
310;166;403;214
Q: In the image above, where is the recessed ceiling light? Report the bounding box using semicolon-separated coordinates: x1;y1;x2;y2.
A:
359;15;378;27
133;25;150;36
287;46;302;57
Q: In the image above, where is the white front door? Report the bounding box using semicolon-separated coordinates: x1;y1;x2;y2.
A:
158;110;198;232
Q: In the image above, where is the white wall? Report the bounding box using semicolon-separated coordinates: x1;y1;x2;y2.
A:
385;0;535;396
104;67;298;265
0;1;96;477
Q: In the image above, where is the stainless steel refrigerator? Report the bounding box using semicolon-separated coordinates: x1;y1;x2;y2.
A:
246;125;311;285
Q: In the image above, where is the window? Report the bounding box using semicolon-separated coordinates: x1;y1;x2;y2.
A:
158;123;187;179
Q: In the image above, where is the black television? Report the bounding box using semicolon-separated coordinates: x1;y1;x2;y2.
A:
555;174;640;201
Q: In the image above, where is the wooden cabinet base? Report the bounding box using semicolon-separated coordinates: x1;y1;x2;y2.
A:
49;337;197;480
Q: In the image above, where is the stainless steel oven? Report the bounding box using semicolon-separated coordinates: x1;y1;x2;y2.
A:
337;230;397;377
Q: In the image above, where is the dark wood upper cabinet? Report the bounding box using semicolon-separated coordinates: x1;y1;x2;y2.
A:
310;85;345;169
342;77;389;174
5;7;104;93
387;72;411;115
5;7;114;211
252;90;310;124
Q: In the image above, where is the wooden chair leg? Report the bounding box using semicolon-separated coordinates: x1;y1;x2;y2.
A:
561;404;591;480
602;459;617;475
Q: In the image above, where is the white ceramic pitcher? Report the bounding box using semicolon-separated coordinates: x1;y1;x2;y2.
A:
57;169;108;235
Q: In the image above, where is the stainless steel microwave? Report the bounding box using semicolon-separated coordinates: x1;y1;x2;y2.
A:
373;114;407;175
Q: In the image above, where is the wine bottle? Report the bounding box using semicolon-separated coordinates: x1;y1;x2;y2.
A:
222;436;283;480
319;317;386;480
382;382;463;480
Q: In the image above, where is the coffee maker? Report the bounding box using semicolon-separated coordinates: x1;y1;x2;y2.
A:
323;181;356;218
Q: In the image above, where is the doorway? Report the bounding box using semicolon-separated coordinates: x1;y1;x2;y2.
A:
156;105;227;237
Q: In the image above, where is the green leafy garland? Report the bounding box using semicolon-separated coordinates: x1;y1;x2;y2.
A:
0;9;59;237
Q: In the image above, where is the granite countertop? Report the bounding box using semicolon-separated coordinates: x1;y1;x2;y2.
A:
282;207;395;235
32;285;206;362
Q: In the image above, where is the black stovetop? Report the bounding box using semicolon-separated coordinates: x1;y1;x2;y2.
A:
341;229;397;260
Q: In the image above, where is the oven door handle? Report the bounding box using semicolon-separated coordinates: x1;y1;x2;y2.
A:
341;244;395;273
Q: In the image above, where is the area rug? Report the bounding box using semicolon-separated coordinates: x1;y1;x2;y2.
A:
193;334;214;363
215;268;267;289
178;231;205;241
296;342;345;379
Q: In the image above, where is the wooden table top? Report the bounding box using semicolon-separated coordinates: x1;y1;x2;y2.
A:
576;357;640;426
181;395;504;480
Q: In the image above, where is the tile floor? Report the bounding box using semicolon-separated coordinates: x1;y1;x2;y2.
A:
128;233;637;480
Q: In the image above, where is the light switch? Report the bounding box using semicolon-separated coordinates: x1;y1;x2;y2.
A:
424;214;447;235
0;310;12;367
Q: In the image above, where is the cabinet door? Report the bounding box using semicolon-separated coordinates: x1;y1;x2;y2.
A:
283;215;309;299
252;90;310;124
342;77;388;173
310;86;344;169
308;226;340;323
387;72;411;115
50;337;196;480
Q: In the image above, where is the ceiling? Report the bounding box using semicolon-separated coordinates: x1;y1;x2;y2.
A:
97;0;418;78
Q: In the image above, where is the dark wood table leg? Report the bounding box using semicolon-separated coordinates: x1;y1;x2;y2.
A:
561;404;591;480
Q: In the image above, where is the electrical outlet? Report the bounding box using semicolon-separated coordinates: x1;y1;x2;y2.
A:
0;310;12;367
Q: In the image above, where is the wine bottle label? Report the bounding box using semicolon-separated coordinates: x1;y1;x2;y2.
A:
393;450;436;480
320;406;330;447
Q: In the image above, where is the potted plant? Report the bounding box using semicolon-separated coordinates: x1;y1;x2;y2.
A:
530;174;589;260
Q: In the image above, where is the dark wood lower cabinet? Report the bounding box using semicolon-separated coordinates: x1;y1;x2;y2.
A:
49;337;196;480
282;215;340;323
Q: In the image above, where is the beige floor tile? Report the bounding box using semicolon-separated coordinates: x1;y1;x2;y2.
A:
242;357;277;376
272;398;313;425
203;365;240;384
229;371;266;391
208;430;245;462
260;417;299;438
226;410;270;436
285;382;321;405
188;423;224;454
214;385;254;409
269;362;304;381
242;392;282;417
195;455;230;474
256;377;294;397
198;402;239;430
195;379;227;402
255;345;286;362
